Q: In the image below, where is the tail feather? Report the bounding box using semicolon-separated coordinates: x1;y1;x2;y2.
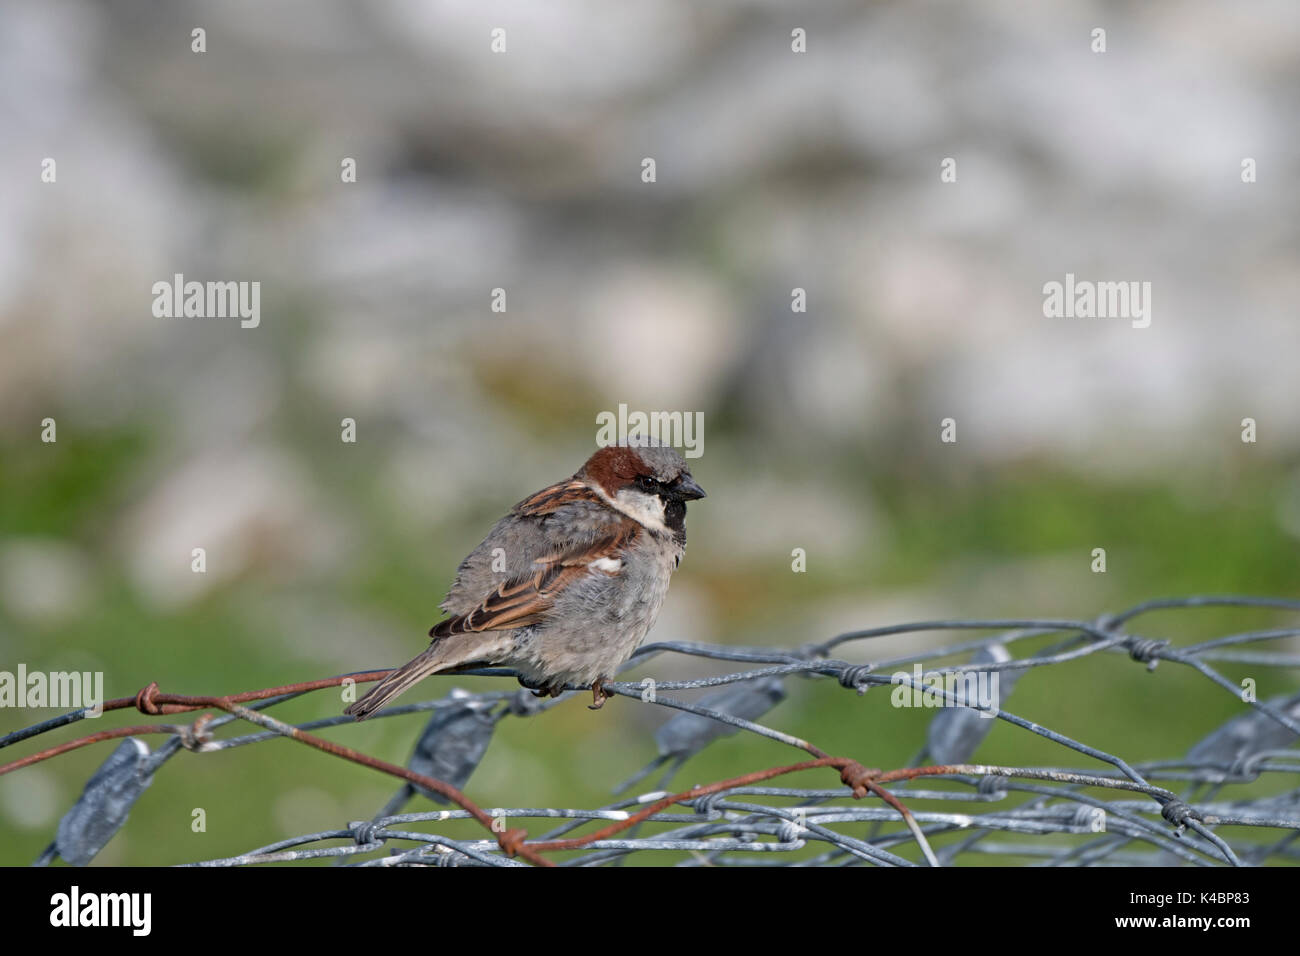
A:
344;633;510;720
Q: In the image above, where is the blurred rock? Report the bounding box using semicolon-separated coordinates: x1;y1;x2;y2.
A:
925;643;1021;764
55;738;156;866
0;538;94;622
118;447;340;608
1185;692;1300;769
408;690;500;803
655;675;787;759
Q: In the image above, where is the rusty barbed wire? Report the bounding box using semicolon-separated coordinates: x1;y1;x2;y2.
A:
3;594;1299;866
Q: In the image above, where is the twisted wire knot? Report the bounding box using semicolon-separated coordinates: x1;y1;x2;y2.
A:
1072;805;1103;828
134;681;163;715
497;827;528;858
838;664;874;695
1127;638;1170;671
434;847;462;867
1160;800;1202;831
692;791;727;818
777;818;806;843
179;714;214;752
840;761;880;798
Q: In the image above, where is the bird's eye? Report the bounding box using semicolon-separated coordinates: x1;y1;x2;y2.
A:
636;475;658;493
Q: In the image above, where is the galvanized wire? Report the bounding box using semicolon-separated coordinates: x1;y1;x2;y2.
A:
6;594;1299;867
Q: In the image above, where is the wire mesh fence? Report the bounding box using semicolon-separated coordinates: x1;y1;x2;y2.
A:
4;594;1299;867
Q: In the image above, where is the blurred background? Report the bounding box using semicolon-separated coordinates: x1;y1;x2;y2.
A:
1;0;1297;865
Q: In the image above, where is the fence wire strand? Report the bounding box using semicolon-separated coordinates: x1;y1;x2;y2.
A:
3;594;1299;867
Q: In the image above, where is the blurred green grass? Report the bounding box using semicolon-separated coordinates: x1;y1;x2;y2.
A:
1;426;1297;865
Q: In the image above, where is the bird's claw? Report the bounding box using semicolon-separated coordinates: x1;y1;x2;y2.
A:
588;680;612;710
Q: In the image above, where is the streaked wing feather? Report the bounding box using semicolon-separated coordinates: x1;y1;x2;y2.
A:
513;478;596;516
430;518;638;637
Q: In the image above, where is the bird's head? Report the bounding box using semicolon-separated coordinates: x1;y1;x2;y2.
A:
580;441;706;533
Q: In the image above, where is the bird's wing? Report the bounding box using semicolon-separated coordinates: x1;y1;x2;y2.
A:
511;477;595;516
430;516;639;637
438;477;610;616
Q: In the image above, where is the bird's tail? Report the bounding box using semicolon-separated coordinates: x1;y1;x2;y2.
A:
344;633;511;720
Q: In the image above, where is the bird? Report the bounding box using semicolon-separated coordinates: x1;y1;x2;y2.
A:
344;441;705;720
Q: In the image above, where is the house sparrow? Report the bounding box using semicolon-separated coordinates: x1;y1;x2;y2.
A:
345;442;705;719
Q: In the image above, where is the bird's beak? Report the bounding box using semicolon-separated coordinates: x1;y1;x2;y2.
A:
675;476;707;500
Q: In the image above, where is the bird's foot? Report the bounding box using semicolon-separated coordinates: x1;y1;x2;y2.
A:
517;677;549;699
588;679;612;710
524;680;570;699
